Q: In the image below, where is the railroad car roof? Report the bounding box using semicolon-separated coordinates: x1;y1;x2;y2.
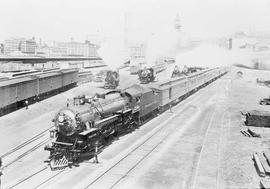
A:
246;110;270;116
60;69;78;74
79;70;92;74
125;84;152;96
0;76;34;87
0;77;9;82
36;71;61;78
150;76;187;90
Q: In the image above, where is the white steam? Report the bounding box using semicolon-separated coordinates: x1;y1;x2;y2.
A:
98;37;127;70
175;43;253;68
146;28;182;66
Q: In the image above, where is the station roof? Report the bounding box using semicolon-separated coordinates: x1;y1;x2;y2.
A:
36;71;61;78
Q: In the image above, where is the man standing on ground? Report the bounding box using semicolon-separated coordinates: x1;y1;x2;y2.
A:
0;157;2;189
25;100;29;110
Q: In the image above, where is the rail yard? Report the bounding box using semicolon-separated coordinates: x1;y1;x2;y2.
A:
0;65;269;189
2;0;270;188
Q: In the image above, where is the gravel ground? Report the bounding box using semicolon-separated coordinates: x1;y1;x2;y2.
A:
222;67;270;189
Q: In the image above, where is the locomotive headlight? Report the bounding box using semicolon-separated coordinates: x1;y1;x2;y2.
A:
58;115;65;126
58;115;65;123
54;109;79;136
49;130;55;138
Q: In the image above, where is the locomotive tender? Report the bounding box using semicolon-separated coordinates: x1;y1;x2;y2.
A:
45;68;227;169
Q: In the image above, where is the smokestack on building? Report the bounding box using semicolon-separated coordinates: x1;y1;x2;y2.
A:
175;13;181;32
228;38;233;50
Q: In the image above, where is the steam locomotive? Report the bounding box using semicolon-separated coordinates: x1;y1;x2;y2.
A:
138;68;155;84
45;68;227;169
104;71;120;89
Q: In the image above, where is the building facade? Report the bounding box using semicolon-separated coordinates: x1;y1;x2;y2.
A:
128;43;146;60
4;38;23;54
0;44;4;54
4;38;37;55
54;41;98;57
36;46;67;57
20;39;37;54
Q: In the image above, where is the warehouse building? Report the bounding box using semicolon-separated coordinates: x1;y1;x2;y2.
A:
4;37;37;55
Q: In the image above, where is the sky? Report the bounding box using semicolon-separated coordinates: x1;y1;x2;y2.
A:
0;0;270;43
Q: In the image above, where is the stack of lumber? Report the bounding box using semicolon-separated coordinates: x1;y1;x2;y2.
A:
253;152;270;177
261;179;270;189
241;128;261;137
245;110;270;127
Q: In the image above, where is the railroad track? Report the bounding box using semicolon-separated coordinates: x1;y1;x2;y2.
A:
2;138;52;170
82;77;229;189
1;126;53;159
29;77;221;189
10;104;197;189
82;97;204;188
190;108;218;189
190;85;229;189
6;77;226;189
6;167;49;189
6;159;67;189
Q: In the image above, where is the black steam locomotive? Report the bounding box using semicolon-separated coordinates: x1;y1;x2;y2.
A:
45;68;227;169
104;71;120;89
45;84;159;169
138;68;155;84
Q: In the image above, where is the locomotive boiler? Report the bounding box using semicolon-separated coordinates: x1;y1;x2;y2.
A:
45;91;137;169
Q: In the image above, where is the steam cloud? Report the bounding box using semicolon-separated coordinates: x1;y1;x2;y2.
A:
146;28;183;66
175;43;254;69
98;37;126;70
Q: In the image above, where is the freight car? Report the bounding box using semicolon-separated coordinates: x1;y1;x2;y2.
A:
45;67;227;169
0;69;78;116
